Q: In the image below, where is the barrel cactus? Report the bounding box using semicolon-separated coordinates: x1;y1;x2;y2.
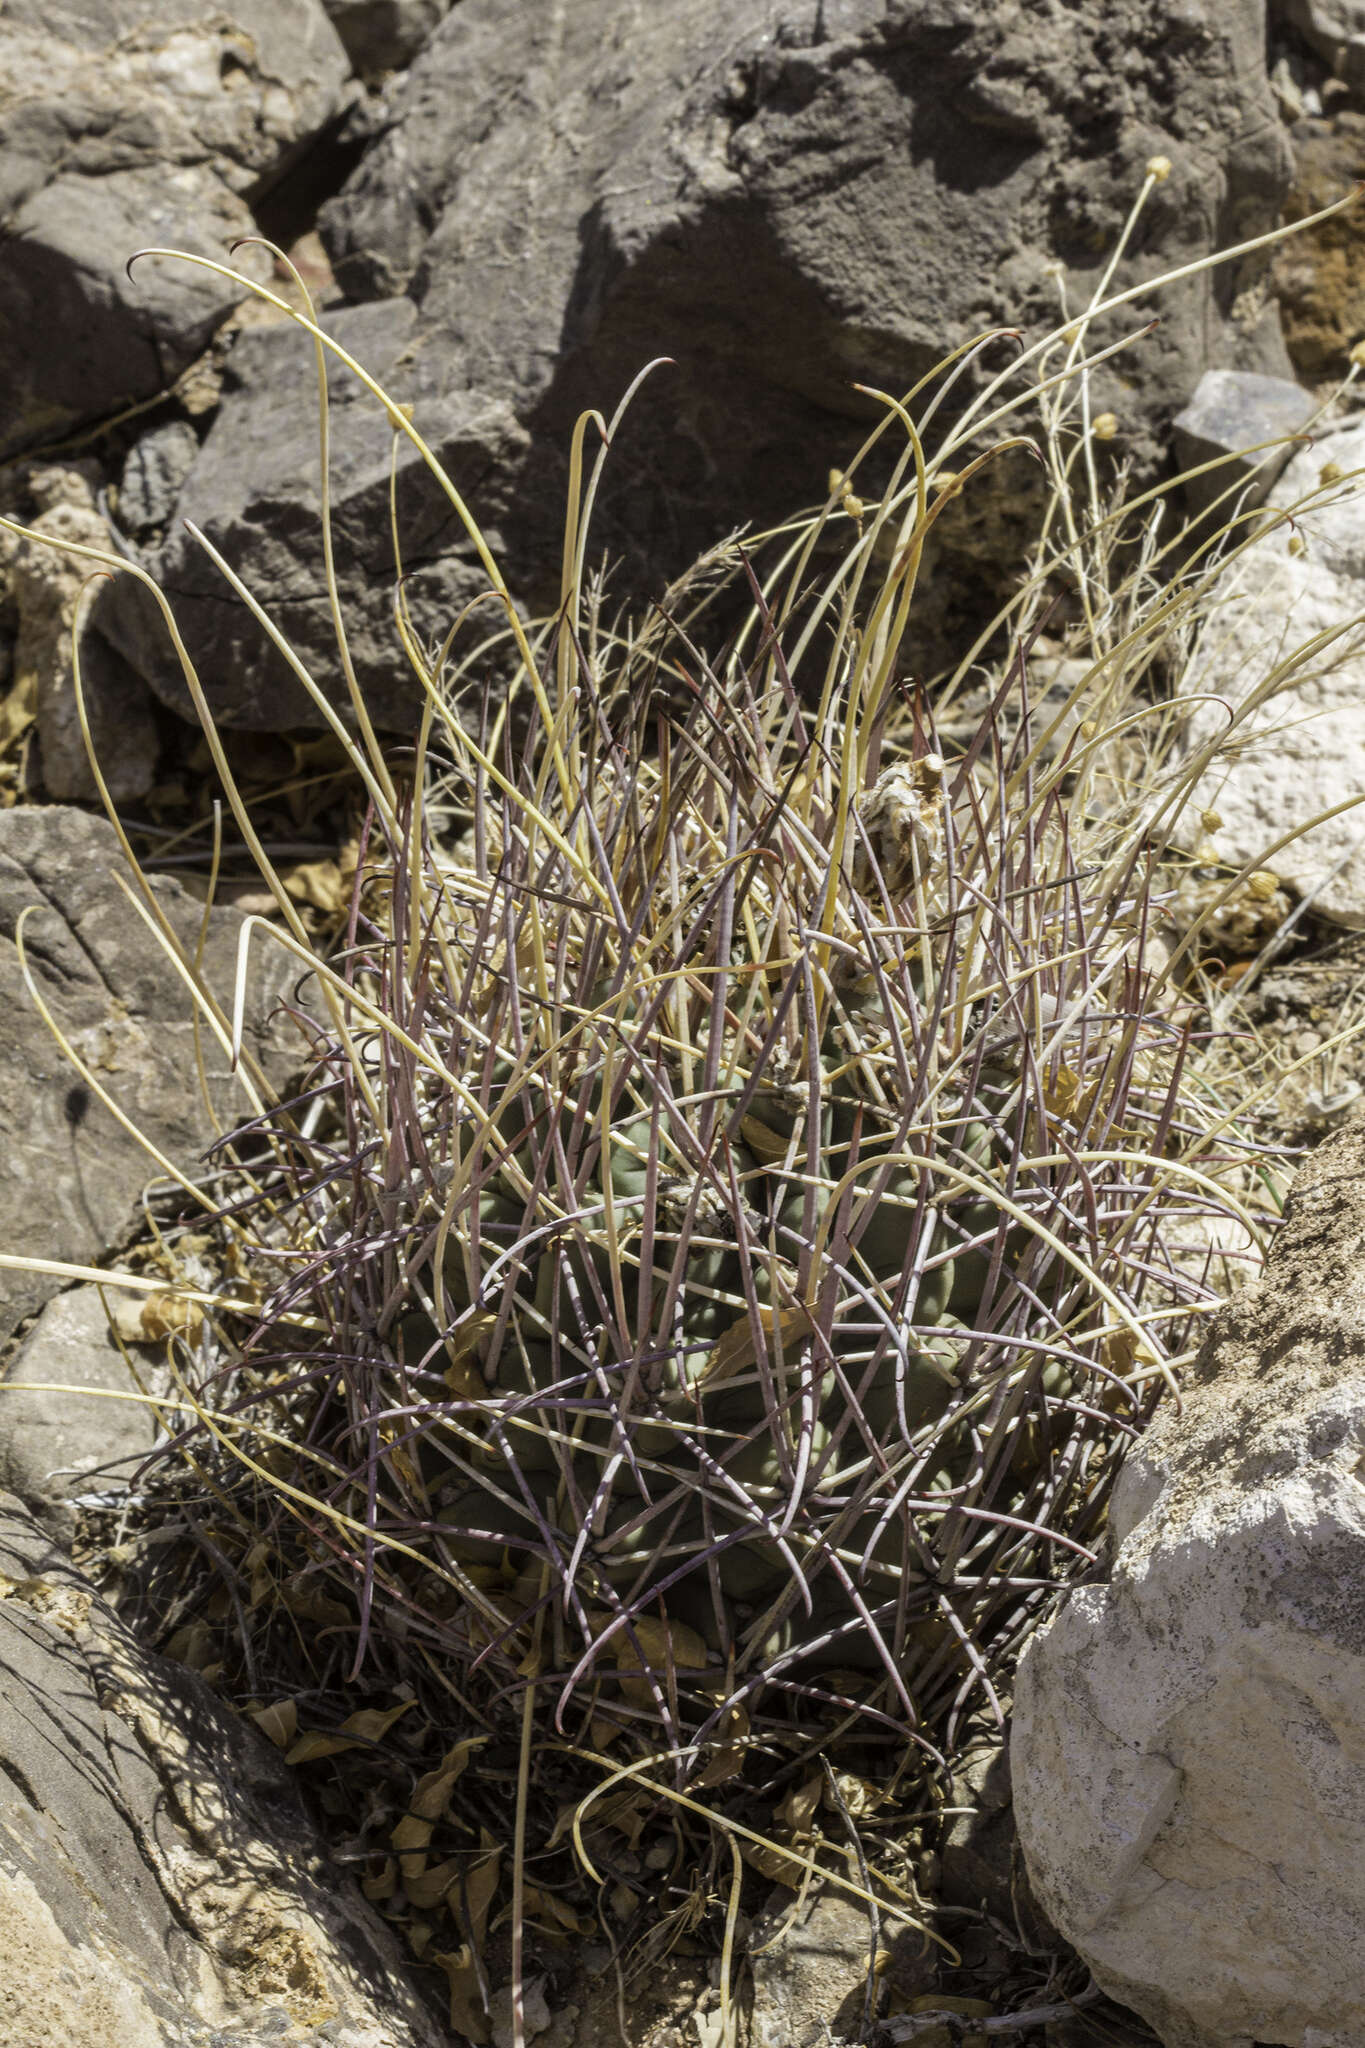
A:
193;544;1252;1771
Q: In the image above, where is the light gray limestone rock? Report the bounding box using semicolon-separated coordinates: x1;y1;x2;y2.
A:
1012;1114;1365;2048
321;0;453;78
0;1285;163;1535
1170;415;1365;926
1;465;159;803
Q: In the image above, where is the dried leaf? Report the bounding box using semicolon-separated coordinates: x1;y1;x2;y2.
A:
285;1697;415;1765
280;1578;352;1628
283;857;347;913
110;1289;203;1345
163;1621;215;1671
612;1615;708;1706
442;1312;499;1399
776;1774;823;1836
391;1810;434;1880
431;1946;489;2044
463;1845;501;1947
740;1839;805;1888
410;1735;487;1821
739;1115;796;1165
248;1698;298;1749
405;1855;463;1910
361;1855;397;1903
699;1300;815;1389
824;1770;885;1818
521;1884;593;1937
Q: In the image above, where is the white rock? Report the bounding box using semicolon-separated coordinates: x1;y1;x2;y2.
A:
1172;417;1365;927
1011;1117;1365;2048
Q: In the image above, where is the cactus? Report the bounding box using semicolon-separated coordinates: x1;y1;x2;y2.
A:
189;575;1250;1773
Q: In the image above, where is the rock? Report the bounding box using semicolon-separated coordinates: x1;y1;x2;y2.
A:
0;0;351;458
118;419;203;540
937;1719;1019;1922
0;1286;163;1537
1011;1113;1365;2048
321;0;454;78
1279;0;1365;84
1272;113;1365;384
747;1888;874;2048
98;298;529;730
0;805;294;1349
1169;416;1365;926
111;0;1292;730
1;466;159;803
1171;369;1317;517
0;1493;444;2047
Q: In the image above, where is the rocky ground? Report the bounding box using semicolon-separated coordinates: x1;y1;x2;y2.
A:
4;2;1365;2046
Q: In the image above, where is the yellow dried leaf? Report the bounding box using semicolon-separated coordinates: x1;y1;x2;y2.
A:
361;1855;397;1903
824;1770;884;1818
283;857;347;912
431;1946;489;2044
405;1856;463;1910
463;1847;501;1946
740;1838;805;1888
521;1884;592;1936
163;1621;215;1670
410;1735;488;1820
442;1312;498;1398
392;1812;434;1858
0;672;36;752
699;1300;815;1389
109;1290;203;1345
280;1579;352;1628
776;1774;823;1836
285;1697;415;1765
248;1699;298;1749
738;1116;796;1164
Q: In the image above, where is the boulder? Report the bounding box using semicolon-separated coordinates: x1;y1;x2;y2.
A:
1011;1114;1365;2048
1278;0;1365;85
1171;368;1317;518
0;465;160;803
0;1494;444;2047
0;0;351;457
105;0;1292;730
118;418;203;542
99;299;529;729
0;1285;163;1539
1169;416;1365;927
0;805;295;1349
321;0;454;79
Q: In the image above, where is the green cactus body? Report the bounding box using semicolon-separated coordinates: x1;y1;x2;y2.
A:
437;1482;552;1570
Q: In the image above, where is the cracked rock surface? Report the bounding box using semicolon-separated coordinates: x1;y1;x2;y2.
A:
0;1495;445;2048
